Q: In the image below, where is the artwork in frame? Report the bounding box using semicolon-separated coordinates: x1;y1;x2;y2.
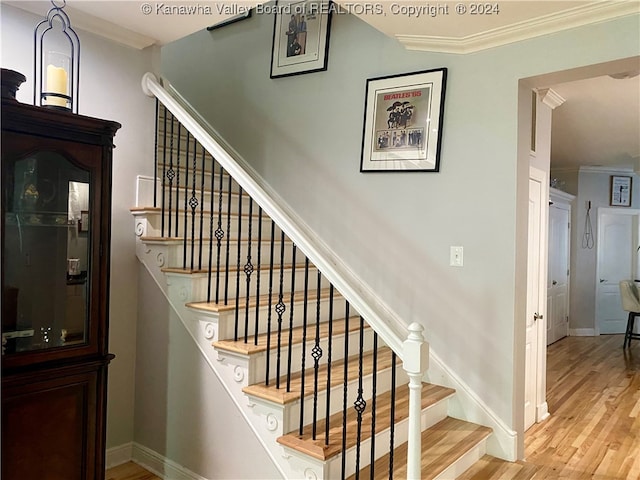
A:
610;175;632;207
79;210;89;233
270;0;332;79
360;68;447;172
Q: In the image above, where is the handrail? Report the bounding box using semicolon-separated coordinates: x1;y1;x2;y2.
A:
141;72;409;360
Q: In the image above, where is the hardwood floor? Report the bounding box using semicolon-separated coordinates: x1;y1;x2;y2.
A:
106;462;161;480
106;335;639;480
525;334;640;479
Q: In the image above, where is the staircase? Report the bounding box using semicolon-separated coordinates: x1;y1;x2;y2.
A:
132;74;502;479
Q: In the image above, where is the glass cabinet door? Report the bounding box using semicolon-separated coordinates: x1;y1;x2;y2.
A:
2;151;91;355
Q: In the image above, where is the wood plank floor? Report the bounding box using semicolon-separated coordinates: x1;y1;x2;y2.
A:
106;462;160;480
525;334;640;479
108;335;640;479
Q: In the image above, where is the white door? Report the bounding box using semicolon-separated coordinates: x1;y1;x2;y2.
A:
596;209;639;334
526;167;547;430
547;204;570;345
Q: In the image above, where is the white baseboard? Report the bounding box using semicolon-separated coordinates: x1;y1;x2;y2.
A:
106;442;133;469
132;443;208;480
569;328;597;336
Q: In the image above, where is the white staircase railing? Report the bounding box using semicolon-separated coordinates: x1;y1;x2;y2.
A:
140;72;428;479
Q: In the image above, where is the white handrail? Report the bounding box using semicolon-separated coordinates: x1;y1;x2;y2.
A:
142;72;409;359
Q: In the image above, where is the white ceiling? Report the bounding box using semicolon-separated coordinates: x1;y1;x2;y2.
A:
7;0;639;171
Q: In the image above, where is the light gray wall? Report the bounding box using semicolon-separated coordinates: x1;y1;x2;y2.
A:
570;169;639;331
160;10;640;436
135;266;282;479
1;4;156;449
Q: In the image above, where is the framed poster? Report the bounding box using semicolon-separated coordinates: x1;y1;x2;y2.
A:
270;0;332;78
79;210;89;233
360;68;447;172
610;175;632;207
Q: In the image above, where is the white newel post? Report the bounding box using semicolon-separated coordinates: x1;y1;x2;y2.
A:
402;323;428;480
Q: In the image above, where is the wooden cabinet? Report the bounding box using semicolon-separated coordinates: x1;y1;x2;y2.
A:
1;69;120;480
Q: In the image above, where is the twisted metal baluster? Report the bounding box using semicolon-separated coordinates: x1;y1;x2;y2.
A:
160;106;167;236
206;157;216;302
223;174;233;304
167;113;175;236
354;316;367;480
243;198;254;343
188;135;199;270
311;271;323;440
275;230;287;389
214;168;225;303
153;98;159;208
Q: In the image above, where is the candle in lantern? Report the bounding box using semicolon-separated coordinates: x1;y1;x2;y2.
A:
45;64;68;107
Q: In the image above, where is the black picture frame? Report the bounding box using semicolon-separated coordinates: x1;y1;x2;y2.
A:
610;175;632;207
270;0;332;79
360;68;447;173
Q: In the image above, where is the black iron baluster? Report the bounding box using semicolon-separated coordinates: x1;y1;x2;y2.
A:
206;157;216;303
370;332;378;480
354;316;367;480
264;221;276;385
188;135;198;270
325;284;334;445
243;198;254;343
298;257;310;435
161;106;167;236
286;244;297;391
389;352;397;480
182;131;190;268
153;98;159;208
174;122;181;237
311;271;323;440
167;113;175;237
233;187;243;342
214;168;225;303
223;174;233;304
275;230;286;389
253;207;263;345
341;301;350;480
198;145;206;270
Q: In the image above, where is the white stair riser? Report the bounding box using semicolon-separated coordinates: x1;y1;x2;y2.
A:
141;211;279;240
167;265;321;302
195;297;353;341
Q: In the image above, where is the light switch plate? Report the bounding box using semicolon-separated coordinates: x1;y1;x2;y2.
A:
450;246;464;267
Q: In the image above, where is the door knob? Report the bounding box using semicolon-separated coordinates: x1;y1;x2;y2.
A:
534;312;543;321
552;280;557;285
600;279;606;283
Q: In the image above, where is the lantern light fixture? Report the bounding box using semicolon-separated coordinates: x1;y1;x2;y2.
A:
33;0;80;113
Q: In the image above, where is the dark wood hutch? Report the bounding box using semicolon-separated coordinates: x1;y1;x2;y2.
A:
1;69;120;480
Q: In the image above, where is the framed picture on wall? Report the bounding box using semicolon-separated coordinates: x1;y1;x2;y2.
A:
610;175;632;207
270;0;332;78
79;210;89;233
360;68;447;172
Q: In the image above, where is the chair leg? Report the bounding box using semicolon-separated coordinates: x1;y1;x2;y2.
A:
624;312;634;349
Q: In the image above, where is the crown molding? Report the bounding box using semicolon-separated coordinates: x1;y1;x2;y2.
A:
549;187;576;203
538;88;566;110
397;1;640;54
579;165;636;175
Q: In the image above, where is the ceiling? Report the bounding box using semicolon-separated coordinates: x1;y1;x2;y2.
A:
7;1;639;171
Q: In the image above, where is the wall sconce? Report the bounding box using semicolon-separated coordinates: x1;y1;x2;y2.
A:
33;0;80;113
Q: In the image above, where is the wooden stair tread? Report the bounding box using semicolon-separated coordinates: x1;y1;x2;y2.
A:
187;287;338;313
277;383;456;461
350;417;492;480
214;316;365;355
243;347;394;406
457;454;538;480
